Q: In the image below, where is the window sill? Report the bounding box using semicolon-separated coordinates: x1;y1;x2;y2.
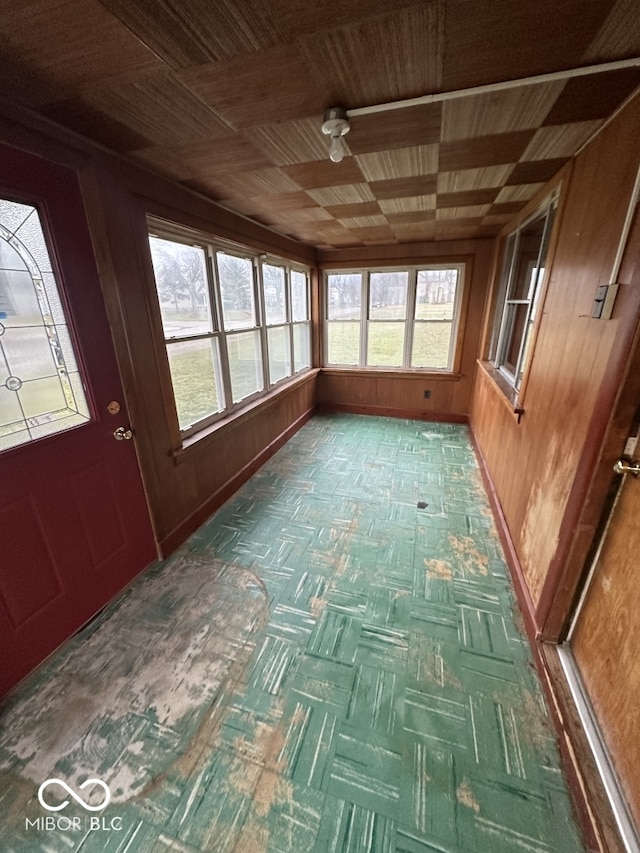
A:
320;366;462;381
173;368;319;462
476;360;525;420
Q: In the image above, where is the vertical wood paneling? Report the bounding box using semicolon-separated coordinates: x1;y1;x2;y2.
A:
470;92;640;611
80;155;317;554
572;473;640;828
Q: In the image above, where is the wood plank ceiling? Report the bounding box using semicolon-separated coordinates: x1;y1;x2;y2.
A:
1;0;639;249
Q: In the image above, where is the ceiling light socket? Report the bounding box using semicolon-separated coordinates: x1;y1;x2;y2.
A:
322;107;350;139
322;107;350;162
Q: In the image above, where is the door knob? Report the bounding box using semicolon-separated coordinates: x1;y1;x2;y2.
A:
113;426;133;441
613;458;640;477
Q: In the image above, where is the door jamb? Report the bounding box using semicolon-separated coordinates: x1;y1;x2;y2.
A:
538;220;640;642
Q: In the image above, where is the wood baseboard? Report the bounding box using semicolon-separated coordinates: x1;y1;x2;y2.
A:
470;430;538;641
469;425;604;852
318;402;468;423
160;406;315;556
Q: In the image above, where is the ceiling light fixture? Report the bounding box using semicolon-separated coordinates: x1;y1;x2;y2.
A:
322;107;350;163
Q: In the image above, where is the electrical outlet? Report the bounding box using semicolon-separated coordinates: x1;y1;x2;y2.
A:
423;390;431;399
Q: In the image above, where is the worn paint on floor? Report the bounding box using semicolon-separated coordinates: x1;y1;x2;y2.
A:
0;414;586;852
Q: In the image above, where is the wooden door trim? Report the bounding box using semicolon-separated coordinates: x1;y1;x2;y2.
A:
539;297;640;641
544;644;627;853
537;208;640;641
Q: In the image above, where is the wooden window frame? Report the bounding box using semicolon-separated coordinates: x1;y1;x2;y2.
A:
323;263;466;373
490;194;559;392
146;217;312;442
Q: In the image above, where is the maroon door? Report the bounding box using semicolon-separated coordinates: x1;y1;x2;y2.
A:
0;145;156;695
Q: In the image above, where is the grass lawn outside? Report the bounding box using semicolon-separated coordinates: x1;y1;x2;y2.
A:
166;324;311;431
327;302;455;368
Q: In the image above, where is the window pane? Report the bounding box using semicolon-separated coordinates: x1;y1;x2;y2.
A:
0;269;40;327
326;321;359;364
503;303;529;376
291;270;308;322
19;375;66;417
268;326;291;383
293;323;310;372
0;200;90;452
327;273;361;320
263;263;286;325
217;252;255;330
167;338;223;430
416;269;458;321
367;322;405;367
509;213;546;300
369;271;408;319
3;326;57;380
148;236;211;337
227;330;263;402
493;202;556;388
412;322;452;369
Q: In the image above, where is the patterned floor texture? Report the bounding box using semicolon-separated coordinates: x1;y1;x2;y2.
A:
0;413;586;852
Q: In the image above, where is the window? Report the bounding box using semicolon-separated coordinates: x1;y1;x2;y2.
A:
148;222;311;436
0;198;90;452
324;265;464;371
490;197;557;390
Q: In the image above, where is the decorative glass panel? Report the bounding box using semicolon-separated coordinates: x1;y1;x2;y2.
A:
227;330;263;402
267;326;291;383
291;270;308;322
293;323;310;372
0;199;90;452
148;236;211;337
217;252;255;330
263;263;286;325
166;338;223;430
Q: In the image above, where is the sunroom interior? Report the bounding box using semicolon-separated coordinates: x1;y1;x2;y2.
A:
1;1;640;851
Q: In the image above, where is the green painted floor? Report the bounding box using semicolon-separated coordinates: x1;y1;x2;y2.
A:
0;413;586;852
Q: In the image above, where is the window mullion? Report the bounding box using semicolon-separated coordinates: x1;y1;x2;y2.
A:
446;265;464;370
513;205;554;386
255;259;270;389
209;248;232;412
512;299;533;388
285;265;294;375
360;271;368;367
405;267;418;368
493;234;517;368
495;230;521;369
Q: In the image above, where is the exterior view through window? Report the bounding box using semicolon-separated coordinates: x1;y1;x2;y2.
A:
490;196;558;390
0;198;90;452
147;224;311;436
325;266;463;370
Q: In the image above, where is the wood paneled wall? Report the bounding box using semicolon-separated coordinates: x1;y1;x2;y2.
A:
0;105;496;560
470;92;640;625
0;106;320;556
83;157;318;555
317;240;494;418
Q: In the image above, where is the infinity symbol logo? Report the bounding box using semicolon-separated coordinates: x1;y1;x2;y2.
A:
38;778;111;812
